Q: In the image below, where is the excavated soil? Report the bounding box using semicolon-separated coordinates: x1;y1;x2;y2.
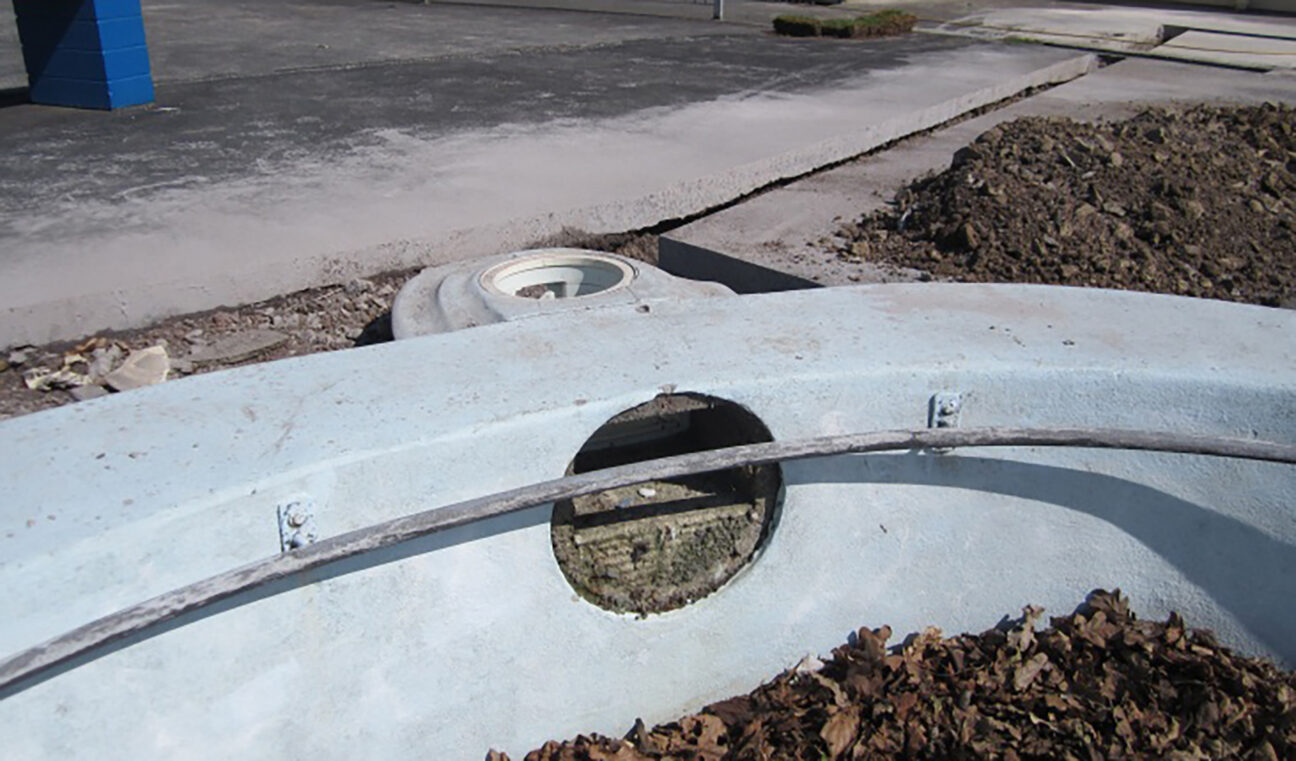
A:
491;590;1296;761
830;103;1296;307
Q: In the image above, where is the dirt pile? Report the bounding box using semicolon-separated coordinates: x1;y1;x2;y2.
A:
493;590;1295;761
834;104;1296;307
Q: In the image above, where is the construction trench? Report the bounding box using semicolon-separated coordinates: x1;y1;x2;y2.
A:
1;2;1295;759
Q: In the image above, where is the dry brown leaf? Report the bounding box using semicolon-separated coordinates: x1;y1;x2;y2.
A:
586;741;655;761
1007;605;1045;653
810;672;849;707
1013;652;1050;691
894;692;917;721
820;706;861;758
679;713;727;760
856;625;892;662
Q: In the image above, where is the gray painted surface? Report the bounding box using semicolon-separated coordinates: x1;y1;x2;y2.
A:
0;32;1091;348
1;283;1293;759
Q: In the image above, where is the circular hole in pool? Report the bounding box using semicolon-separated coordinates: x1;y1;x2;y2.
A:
550;393;782;616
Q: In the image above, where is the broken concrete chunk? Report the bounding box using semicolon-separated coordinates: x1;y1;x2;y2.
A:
104;345;170;392
344;277;374;295
187;329;289;366
70;385;110;402
88;344;124;381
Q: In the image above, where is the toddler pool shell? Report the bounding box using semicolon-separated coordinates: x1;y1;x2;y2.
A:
0;283;1293;760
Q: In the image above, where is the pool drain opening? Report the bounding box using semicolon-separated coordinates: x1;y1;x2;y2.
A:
551;394;782;615
482;252;634;300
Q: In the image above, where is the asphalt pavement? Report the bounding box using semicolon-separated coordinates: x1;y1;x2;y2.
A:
1;0;1103;347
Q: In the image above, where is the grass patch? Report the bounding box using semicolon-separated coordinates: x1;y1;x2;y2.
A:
774;9;917;39
772;15;821;37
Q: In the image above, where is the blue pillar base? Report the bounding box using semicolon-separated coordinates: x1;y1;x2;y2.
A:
12;0;155;110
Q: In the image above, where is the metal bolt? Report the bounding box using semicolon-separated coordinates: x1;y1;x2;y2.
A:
287;513;306;528
939;397;961;415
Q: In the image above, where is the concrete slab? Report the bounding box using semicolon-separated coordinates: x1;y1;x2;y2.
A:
1154;29;1296;70
660;57;1296;290
0;35;1092;348
934;5;1296;66
939;6;1167;53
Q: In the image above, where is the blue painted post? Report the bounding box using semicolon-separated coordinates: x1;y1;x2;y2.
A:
11;0;154;109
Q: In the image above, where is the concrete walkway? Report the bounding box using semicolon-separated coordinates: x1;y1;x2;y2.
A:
0;0;1094;347
661;56;1296;291
933;4;1296;68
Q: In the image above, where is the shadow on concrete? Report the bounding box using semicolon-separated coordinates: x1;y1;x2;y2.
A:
0;87;31;109
10;450;1290;699
354;311;394;346
790;453;1296;663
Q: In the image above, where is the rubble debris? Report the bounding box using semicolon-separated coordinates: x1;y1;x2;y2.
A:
2;236;657;421
104;345;170;392
69;385;110;402
186;328;290;367
87;344;124;380
22;365;91;392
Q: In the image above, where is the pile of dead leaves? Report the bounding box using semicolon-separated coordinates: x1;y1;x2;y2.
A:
836;104;1296;306
490;590;1295;761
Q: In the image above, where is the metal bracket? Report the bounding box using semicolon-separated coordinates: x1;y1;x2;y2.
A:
277;497;318;552
928;392;963;453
